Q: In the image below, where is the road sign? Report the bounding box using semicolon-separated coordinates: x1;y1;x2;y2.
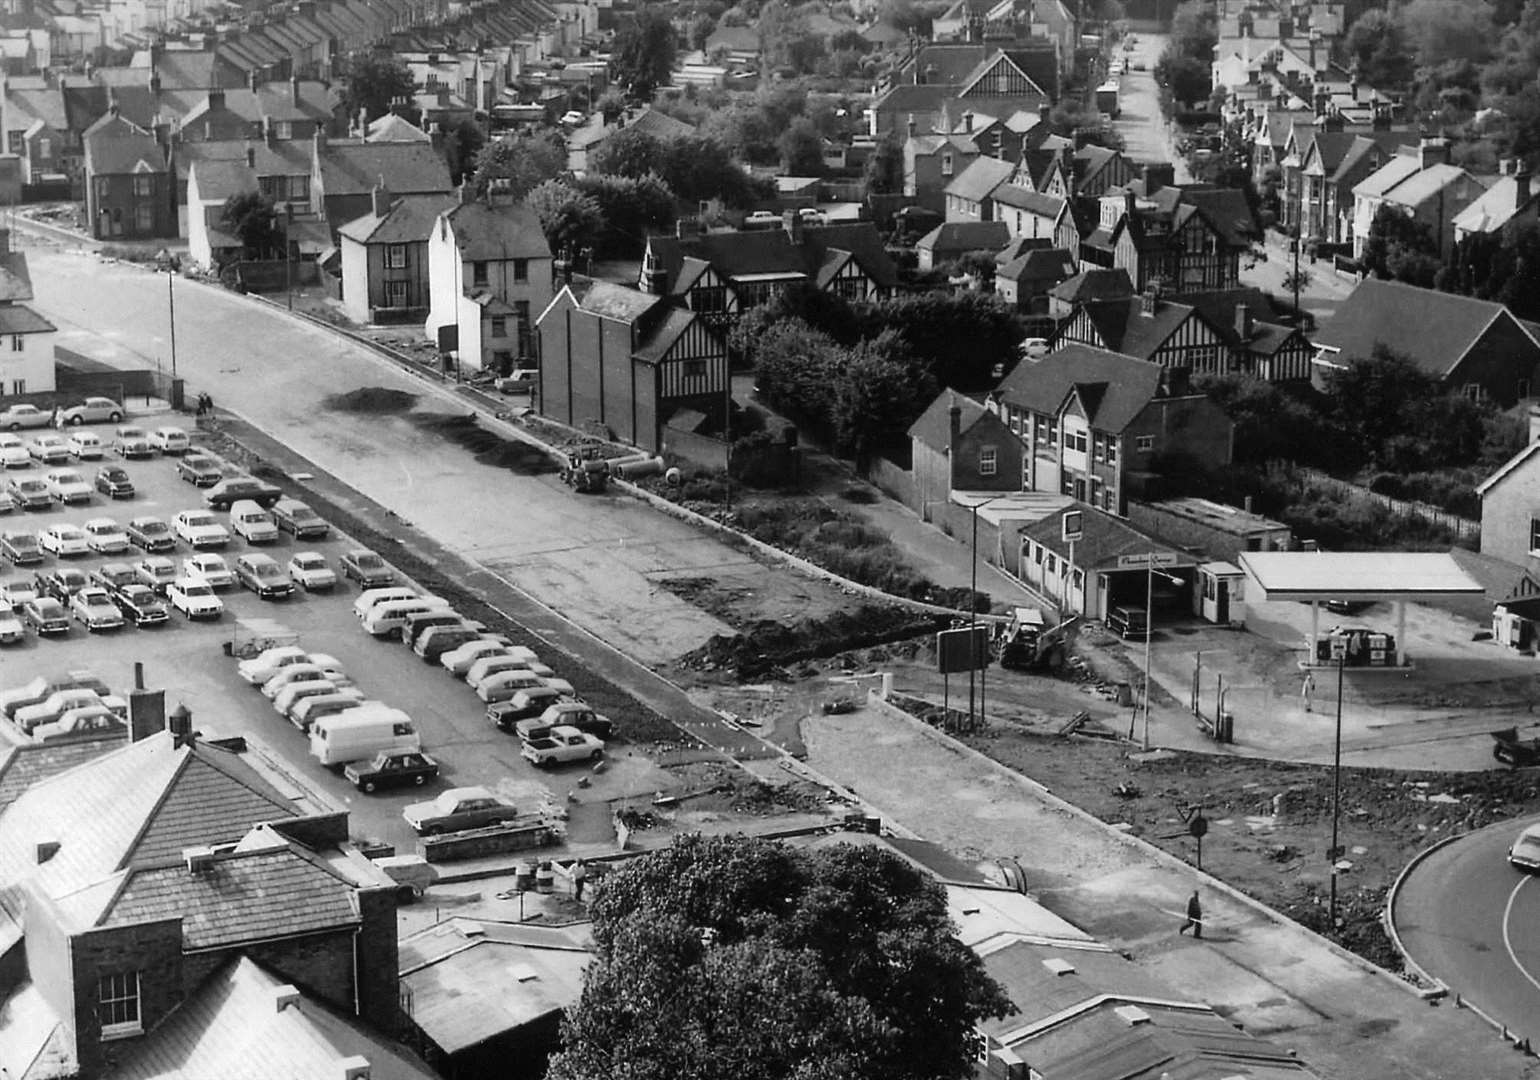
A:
1062;510;1083;543
936;626;990;674
1188;815;1209;839
1117;552;1180;570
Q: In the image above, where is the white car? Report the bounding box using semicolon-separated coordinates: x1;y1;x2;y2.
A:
183;552;235;589
59;396;123;426
37;523;89;557
261;661;349;700
352;586;419;620
0;434;28;468
28;434;70;465
440;637;521;676
288;551;337;591
0;609;21;643
67;430;104;459
745;210;780;227
167;577;223;619
113;425;154;458
150;427;190;454
173;509;230;549
0;578;37;610
44;468;91;504
0;403;51;430
467;653;552;689
82;517;130;554
236;646;343;686
275;680;364;720
560;109;586;125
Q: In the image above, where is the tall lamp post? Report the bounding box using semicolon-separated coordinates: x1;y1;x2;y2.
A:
155;250;180;380
969;493;1011;728
1139;552;1183;751
1329;646;1345;933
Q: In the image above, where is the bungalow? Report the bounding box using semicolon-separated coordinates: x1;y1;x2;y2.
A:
916;220;1010;270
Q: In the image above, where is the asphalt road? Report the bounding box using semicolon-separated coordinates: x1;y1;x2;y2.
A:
1109;34;1192;183
1390;814;1540;1046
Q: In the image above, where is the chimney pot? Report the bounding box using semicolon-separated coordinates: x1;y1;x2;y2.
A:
274;985;302;1012
1234;302;1252;340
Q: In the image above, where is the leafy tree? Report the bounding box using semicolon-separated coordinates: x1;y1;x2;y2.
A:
220;192;282;260
860;291;1025;390
1197;374;1336;465
340;52;415;124
1399;0;1494;70
1322;345;1453;468
574;173;676;256
1343;8;1416;88
1167;0;1218;60
658;134;776;207
1154;53;1213;107
752;319;845;430
729;282;862;356
590;127;667;178
474;131;567;199
863;134;903;194
525;180;605;255
1360;203;1440;285
596;89;628;125
547;835;1011;1080
441;118;485;185
835;331;934;464
613;5;679;97
778;116;825;175
688;11;718;51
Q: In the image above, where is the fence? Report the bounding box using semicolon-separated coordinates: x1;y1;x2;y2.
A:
1288;464;1481;544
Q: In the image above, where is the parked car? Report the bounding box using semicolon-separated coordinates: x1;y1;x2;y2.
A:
43;468;91;504
518;701;614;741
109;582;170;626
413;624;487;663
59;396;123;425
0;671;110;718
344;750;441;793
27;433;70;464
167;577;223;619
1106;605;1149;640
16;689;128;732
6;476;50;510
401;786;520;834
1510;822;1540;872
0;490;13;514
0;579;37;610
35;567;89;601
177;453;223;486
82;517;130;554
70;586;125;631
237;646;341;685
1;528;42;563
340;548;395;587
150;426;190;454
112;425;154;458
468;653;550;689
172;509;230;549
234;552;294;599
0;403;51;430
228;499;279;544
287;551;337;591
126;515;175;552
21;596;69;635
89;562;137;592
183;552;235;588
94;465;134;499
798;207;827;225
486;686;569;730
67;430;104;460
353;586;419;619
133;556;178;595
441;637;521;677
521;726;605;767
403;610;476;649
261;661;349;700
559;109;586;125
0;609;22;644
37;523;89;557
744;210;780;227
0;434;30;467
204;476;282;510
271;497;329;539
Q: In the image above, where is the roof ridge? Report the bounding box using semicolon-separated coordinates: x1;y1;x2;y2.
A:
115;743;194;872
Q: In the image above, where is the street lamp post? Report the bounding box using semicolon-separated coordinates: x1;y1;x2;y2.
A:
1329;648;1345;933
1142;553;1155;750
969;493;1012;728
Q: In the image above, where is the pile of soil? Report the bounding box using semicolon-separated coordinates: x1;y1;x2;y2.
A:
409;413;557;474
323;387;418;414
677;604;951;680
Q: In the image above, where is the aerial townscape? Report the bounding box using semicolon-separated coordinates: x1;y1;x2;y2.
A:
8;0;1540;1077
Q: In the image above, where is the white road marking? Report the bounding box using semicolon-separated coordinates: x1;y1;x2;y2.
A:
1502;875;1540;994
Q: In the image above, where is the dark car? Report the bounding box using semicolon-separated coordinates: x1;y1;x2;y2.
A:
1;529;42;564
1106;605;1149;640
271;497;330;539
34;567;89;602
89;562;138;592
110;582;170;626
343;750;441;794
204;476;282;510
177;453;223;487
401;611;472;648
94;465;135;499
340;548;395;587
21;597;68;635
126;516;176;553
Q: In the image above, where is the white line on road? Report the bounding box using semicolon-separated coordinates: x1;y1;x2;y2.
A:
1501;875;1540;995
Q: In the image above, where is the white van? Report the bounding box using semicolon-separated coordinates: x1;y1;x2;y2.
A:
309;706;420;766
360;596;450;638
290;692;378;731
230;499;279;543
353;586;420;620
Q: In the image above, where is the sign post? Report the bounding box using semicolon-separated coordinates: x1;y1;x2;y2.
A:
1062;511;1083;614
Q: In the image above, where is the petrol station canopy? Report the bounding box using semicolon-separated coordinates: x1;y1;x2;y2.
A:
1237;552;1484;603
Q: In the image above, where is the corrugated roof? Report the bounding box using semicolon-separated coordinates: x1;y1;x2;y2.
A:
996;343;1164;433
1314;278;1516;377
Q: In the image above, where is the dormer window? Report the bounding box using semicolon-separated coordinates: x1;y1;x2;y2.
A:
99;970;142;1039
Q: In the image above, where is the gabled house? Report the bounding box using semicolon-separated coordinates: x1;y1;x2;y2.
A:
995;245;1076;314
944;154;1014;221
538;281;729;456
903;130;980;208
339;187;456;325
907;390;1027;521
1070;143;1136;197
991;343;1234;513
0;227;54;396
916;220;1010;270
1477;417;1540;576
1314;278;1540;406
1079;171;1258;293
424;184;553;373
1351;138;1491;259
1046;266;1133;318
872;44;1050;138
82;110;174;240
1173;287;1315;381
184;141;315;267
1052;283;1233;376
1295;126;1415;244
311;132;454;240
1453;160;1540;243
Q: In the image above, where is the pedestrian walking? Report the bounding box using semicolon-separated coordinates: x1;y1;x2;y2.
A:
571;859;587;902
1178;889;1203;938
1301;669;1316;713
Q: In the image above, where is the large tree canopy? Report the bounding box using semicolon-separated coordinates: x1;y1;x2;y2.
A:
340;52;415;124
547;835;1012;1080
612;5;678;98
473;131;568;199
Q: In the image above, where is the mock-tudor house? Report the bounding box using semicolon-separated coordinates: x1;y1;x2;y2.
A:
1173;287;1315;382
872;44;1053;138
537;281;728;456
338;186;455;325
1314;278;1540;406
1051;284;1233;377
637;216;898;331
906;389;1027;521
82;110;175;240
1453;160;1540;243
311;131;454;241
1046;266;1133;318
990;343;1235;513
0;226;54;396
425;183;553;373
916;220;1010;270
1070;143;1136;197
1351;138;1490;260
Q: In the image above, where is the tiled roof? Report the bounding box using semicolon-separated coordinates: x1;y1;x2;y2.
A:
648;222;898;292
874;81;956;119
112;956;438;1080
1019;503;1190;570
0;734;124;813
366;112;432;142
625;107;695;141
581;280;660;322
1069;296;1207;361
998;247;1076;284
318;140;453;197
1385;162;1484;210
1456;174;1540;234
634;307;699;364
995;343;1164;433
944;154;1014;203
338;193;456;245
1314;278;1519;377
908;388;993;451
992;184;1063;215
916;220;1011;254
83;113;165;175
188;142;314;201
1180;186;1260;248
5;87;65;132
1049;268;1133;303
1352;153;1421;199
900;42;990;84
0;305;55;335
445;199;551;261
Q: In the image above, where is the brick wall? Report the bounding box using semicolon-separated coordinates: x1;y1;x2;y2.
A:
72;920;185;1078
354;888;401;1031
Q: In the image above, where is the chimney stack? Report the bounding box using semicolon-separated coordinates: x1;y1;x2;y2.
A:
313;119;327;153
906;113;916;138
291;73;300;107
371;181;392;217
246;141;256;167
1234;302;1252;340
948;394;962;453
963;111;973;133
274;985;302;1013
1140;280;1160;316
129;687;165;741
1418;136;1450;169
0;227;11;256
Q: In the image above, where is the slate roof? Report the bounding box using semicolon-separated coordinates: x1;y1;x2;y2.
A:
317;140;453;197
1050;268;1133;303
581;280;661;322
995;343;1165;433
83;112;166;175
1019;502;1191;569
917;220;1011;254
366;112;432;142
444;199;551;261
901;43;992;84
1067;296;1209;361
634;307;698;365
187;142;314;200
648;222;898;293
1180;186;1261;248
0;734;123;814
0;306;55;334
338;193;456;245
944;154;1014;203
1453;175;1538;234
5;87;66;132
1387;162;1485;210
1352;153;1422;199
1169;287;1281;341
908;388;992;451
875;81;956;119
112;956;439;1080
993;184;1064;215
998;246;1076;284
1314;278;1527;377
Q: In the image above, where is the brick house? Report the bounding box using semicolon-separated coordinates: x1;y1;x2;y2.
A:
906;390;1026;520
1478;419;1540;576
903;131;980;210
915;220;1010;270
1351;138;1489;260
311;131;453;241
82;111;175;240
943;155;1014;222
991;343;1235;514
183;140;315;268
338;186;454;325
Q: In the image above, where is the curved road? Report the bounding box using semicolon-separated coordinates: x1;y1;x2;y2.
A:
1391;813;1540;1045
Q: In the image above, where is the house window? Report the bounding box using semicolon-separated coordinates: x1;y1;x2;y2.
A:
942;152;955;176
385;280;407;307
472;261;488;286
1091;476;1103;505
979;446;997;475
1045;553;1056;574
134;204;152;232
1530;516;1540;555
1136;435;1155;452
8;379;21;394
99;971;141;1038
1106;437;1117;465
385;244;407;269
132;175;152;198
10;335;21;352
513;258;529;283
692;285;729;312
37;137;50;159
833;275;866;301
276;121;293;140
6;132;20;154
683;358;707;378
490;316;507;338
94;177;109;200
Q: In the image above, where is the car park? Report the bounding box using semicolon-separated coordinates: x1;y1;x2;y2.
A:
402;610;476;649
229;499;279;543
288;551;336;591
237;646;342;685
67;430;104;460
0;403;51;430
1510;823;1540;871
0;671;110;718
341;548;396;587
1;528;42;562
521;726;605;767
7;476;50;510
81;517;130;554
44;468;91;504
467;653;551;688
126;515;175;552
32;705;120;739
0;579;36;610
58;397;123;425
112;425;154;458
37;523;89;557
21;597;69;636
172;509;230;549
271;498;329;539
183;551;235;588
69;587;125;631
94;465;134;499
89;562;137;592
150;427;190;454
134;556;178;595
28;433;70;464
344;750;440;793
177;453;223;486
0;434;29;468
0;609;21;644
401;786;519;834
361;595;449;637
204;476;282;509
109;583;170;626
167;577;223;619
234;552;294;599
441;637;522;677
261;660;349;700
